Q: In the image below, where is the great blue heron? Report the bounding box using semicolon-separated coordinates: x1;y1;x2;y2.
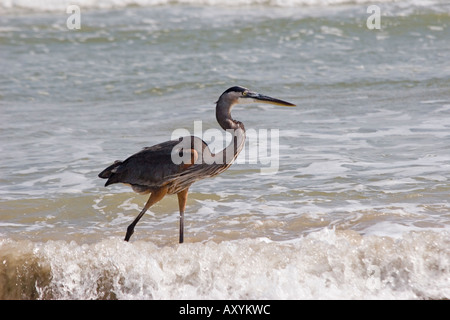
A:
99;86;295;243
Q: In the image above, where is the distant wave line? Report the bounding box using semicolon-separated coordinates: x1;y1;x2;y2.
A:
0;0;433;14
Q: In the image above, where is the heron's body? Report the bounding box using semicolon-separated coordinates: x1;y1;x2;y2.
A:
99;86;294;243
100;137;209;195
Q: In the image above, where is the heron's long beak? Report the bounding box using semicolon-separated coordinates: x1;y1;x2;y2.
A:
249;92;296;107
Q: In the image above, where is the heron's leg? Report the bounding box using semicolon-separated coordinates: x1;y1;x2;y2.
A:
177;188;189;244
124;187;167;242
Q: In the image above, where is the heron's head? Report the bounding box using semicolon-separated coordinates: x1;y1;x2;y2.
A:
218;86;296;108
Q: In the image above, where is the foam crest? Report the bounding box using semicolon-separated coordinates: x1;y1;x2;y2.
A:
1;229;449;299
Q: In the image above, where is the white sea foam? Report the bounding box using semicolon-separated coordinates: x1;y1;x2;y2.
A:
1;228;448;299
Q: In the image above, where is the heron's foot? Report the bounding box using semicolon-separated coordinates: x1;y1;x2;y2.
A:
124;225;134;242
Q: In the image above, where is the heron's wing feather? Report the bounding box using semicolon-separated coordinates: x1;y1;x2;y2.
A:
102;139;181;187
101;137;209;190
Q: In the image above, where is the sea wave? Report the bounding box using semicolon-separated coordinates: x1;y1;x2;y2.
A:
0;0;442;14
1;228;449;299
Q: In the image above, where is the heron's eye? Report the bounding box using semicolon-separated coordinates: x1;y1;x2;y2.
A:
242;91;248;96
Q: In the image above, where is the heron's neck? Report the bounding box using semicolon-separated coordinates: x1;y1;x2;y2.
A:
215;100;246;165
216;98;238;131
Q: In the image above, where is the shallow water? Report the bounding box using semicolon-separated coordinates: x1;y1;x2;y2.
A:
0;0;449;299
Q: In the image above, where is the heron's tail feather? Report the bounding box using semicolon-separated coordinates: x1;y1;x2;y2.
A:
98;160;123;182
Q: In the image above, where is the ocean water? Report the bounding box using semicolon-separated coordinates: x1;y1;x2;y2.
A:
1;0;449;299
